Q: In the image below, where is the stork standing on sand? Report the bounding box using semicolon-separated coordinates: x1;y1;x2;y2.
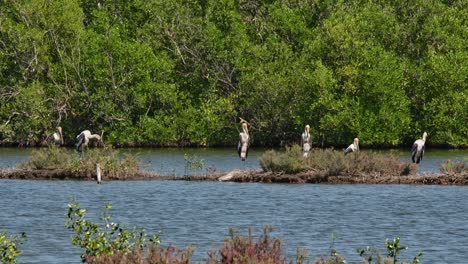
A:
49;127;64;145
301;125;311;157
411;132;427;164
344;138;359;155
237;118;250;161
76;130;103;153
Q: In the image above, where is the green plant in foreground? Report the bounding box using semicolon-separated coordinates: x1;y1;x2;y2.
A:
65;197;160;262
357;237;422;264
0;232;26;264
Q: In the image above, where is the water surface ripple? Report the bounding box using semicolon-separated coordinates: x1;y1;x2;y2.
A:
1;180;468;263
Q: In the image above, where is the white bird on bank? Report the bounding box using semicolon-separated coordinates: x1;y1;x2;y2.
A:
301;125;311;157
344;138;359;155
411;132;427;164
76;130;102;152
237;121;250;161
49;127;64;145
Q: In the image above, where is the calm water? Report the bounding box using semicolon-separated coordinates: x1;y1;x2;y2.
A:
0;148;467;263
0;147;467;174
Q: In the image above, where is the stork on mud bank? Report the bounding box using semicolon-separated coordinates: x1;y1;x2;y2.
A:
411;132;427;164
49;127;64;146
76;130;103;154
237;118;250;162
301;125;311;157
344;138;359;155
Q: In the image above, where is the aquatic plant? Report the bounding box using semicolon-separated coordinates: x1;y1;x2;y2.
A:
440;159;467;174
356;237;422;264
65;197;160;261
0;232;26;264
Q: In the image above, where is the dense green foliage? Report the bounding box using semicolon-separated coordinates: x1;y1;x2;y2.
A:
0;0;466;147
66;197;161;261
0;231;26;264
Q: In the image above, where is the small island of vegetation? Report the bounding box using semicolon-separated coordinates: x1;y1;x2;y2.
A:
1;146;466;185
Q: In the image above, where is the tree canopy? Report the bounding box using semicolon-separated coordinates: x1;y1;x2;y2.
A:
1;0;466;147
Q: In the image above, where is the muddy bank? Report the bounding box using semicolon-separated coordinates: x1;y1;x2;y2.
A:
179;170;468;185
1;169;467;185
0;169;172;181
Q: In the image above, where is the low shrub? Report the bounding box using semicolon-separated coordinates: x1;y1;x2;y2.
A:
440;159;467;174
305;149;348;177
207;226;287;264
65;197;160;261
259;145;307;174
85;245;194;264
19;146;73;170
19;146;141;178
259;146;415;177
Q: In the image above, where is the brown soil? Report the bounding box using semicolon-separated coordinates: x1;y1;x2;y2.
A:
1;169;467;185
183;170;468;185
0;169;170;181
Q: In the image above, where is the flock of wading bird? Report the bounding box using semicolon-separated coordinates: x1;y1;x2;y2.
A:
48;118;428;165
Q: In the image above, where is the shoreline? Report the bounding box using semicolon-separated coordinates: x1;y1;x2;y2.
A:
1;169;467;185
0;144;467;149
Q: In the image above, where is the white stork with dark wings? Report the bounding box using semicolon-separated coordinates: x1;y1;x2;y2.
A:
49;127;64;146
344;138;359;155
411;132;427;164
76;130;103;153
237;119;250;161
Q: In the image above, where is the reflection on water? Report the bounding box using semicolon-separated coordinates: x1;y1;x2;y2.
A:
0;147;467;175
0;180;467;263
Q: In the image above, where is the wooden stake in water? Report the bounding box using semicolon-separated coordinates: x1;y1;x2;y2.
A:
96;163;102;184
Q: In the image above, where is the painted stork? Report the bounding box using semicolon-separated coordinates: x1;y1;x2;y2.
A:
411;132;427;164
301;125;311;157
75;130;102;153
344;138;359;155
237;120;250;161
49;127;64;145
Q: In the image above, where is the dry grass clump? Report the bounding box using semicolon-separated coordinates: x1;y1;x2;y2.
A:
440;159;467;174
259;146;416;177
18;146;141;178
207;226;287;264
85;245;194;264
259;145;307;174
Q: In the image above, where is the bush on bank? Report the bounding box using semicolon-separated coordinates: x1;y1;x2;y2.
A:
440;159;467;174
18;146;141;178
259;145;416;176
